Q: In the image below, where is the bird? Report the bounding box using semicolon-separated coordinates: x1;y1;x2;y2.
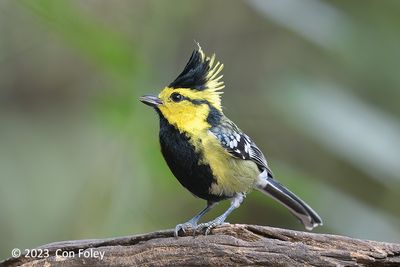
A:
140;44;323;236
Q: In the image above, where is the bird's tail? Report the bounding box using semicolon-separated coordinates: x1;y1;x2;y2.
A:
256;173;323;230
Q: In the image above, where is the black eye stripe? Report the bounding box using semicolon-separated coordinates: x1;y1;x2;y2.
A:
170;92;209;106
190;99;207;105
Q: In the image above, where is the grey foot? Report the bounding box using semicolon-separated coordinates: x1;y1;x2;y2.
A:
197;218;230;235
174;221;197;237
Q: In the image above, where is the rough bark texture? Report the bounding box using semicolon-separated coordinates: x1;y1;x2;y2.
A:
2;224;400;266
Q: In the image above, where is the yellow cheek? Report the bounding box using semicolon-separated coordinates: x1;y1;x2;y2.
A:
158;102;210;137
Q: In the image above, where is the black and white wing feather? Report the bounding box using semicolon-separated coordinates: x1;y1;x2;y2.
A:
210;117;272;174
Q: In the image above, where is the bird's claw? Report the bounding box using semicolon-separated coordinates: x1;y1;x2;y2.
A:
196;218;229;235
175;217;230;237
174;222;197;237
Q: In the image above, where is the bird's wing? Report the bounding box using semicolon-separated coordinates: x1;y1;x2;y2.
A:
209;117;272;174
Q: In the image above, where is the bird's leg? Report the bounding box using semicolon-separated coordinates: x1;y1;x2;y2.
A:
197;193;245;235
174;201;217;237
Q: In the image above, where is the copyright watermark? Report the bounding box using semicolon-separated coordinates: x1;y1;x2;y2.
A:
11;248;49;258
11;248;21;258
55;248;105;260
11;248;105;260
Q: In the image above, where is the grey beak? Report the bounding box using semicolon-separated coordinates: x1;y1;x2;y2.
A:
139;95;163;107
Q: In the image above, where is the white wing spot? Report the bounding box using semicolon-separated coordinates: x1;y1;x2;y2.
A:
232;139;237;147
229;140;234;148
235;133;241;141
244;143;250;153
224;136;230;145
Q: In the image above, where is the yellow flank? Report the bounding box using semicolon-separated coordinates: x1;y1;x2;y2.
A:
202;132;259;196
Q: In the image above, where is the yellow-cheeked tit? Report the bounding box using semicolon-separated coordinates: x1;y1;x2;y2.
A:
140;44;322;236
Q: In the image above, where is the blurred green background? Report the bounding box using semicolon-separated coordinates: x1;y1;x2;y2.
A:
1;0;400;259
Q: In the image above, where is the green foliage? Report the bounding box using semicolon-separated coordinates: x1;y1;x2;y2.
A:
19;0;139;77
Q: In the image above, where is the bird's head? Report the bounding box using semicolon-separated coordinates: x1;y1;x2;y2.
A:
140;44;225;133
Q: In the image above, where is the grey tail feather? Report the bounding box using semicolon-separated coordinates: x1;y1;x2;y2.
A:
256;176;323;230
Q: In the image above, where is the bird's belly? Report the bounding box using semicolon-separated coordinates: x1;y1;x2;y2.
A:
159;121;225;201
206;149;259;197
161;145;226;201
159;116;259;200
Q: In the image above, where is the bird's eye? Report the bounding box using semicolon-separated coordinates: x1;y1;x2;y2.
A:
170;92;184;102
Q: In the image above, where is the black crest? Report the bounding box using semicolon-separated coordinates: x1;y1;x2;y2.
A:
168;45;224;91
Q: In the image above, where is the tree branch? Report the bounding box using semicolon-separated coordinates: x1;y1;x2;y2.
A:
3;224;400;266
